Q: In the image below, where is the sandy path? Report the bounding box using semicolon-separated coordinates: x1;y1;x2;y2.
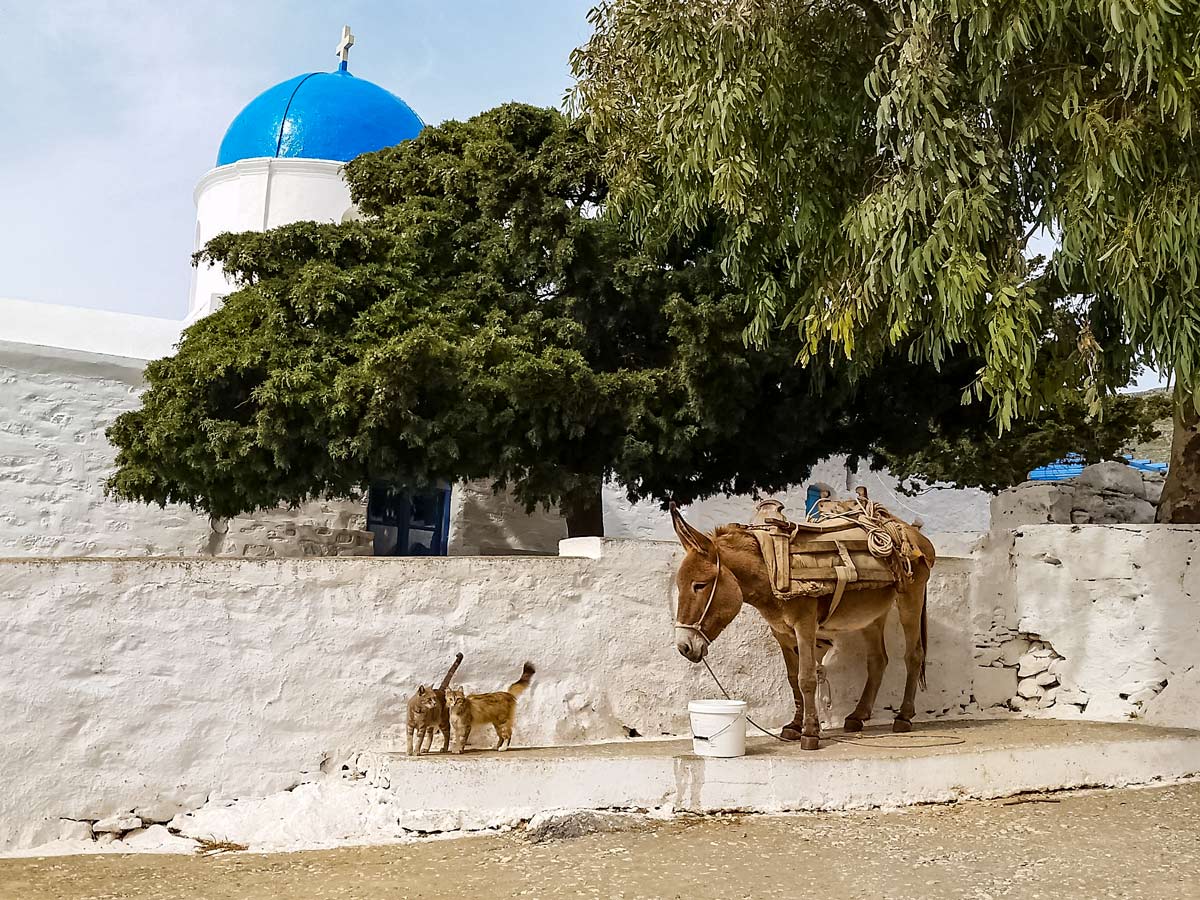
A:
3;782;1198;900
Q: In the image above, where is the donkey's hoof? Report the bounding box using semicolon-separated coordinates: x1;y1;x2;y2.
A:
843;717;865;733
800;735;821;751
780;724;804;742
892;718;913;733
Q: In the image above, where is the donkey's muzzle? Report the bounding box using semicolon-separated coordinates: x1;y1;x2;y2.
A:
675;628;708;663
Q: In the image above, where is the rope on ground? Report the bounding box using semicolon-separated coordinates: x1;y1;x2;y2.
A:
700;657;966;750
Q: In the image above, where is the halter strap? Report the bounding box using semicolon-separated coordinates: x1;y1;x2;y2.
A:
674;554;721;647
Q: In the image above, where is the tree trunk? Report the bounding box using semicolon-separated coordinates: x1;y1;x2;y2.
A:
561;476;605;537
1157;387;1200;523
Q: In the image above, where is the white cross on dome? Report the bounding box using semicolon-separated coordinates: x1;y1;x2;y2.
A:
336;25;355;70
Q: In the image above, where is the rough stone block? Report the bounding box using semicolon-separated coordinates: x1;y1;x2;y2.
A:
973;666;1017;708
1076;461;1147;499
1142;474;1165;505
1056;689;1090;707
999;638;1029;667
1035;671;1059;687
990;483;1075;527
92;813;141;834
1017;677;1043;699
1075;494;1156;525
974;647;1004;667
57;819;93;842
1017;653;1051;678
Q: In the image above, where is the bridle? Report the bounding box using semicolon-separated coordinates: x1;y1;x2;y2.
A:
674;553;721;648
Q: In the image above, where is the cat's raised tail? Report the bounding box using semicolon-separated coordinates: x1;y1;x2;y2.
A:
506;662;536;698
439;652;465;691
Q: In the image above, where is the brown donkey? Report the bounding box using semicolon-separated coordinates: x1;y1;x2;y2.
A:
670;504;935;749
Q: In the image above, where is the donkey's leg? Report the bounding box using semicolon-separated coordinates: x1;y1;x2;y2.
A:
792;613;822;750
845;617;888;732
893;580;928;732
770;628;805;741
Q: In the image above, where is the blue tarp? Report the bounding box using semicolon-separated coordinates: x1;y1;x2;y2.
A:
1027;455;1168;482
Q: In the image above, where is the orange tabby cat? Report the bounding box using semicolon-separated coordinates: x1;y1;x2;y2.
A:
406;652;463;755
446;662;535;753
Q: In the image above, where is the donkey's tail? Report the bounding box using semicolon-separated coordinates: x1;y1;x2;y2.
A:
438;652;464;692
507;662;536;698
918;584;928;691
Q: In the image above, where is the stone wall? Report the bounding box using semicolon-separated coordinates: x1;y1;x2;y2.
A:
2;525;1197;851
209;500;373;558
992;461;1164;528
979;525;1199;726
0;539;972;850
604;456;991;545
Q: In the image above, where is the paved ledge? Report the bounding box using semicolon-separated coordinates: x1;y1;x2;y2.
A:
362;719;1200;830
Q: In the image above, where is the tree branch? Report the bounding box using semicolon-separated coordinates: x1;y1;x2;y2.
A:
852;0;890;37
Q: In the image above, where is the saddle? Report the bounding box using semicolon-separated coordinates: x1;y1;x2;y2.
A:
745;491;923;622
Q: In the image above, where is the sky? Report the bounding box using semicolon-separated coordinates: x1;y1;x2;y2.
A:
0;0;595;320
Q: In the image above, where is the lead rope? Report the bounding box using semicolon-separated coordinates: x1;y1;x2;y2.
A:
699;657;966;750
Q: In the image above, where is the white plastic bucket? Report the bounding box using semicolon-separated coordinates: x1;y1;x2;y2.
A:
688;699;747;757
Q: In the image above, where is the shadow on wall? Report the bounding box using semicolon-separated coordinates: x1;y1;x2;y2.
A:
446;480;567;556
601;458;991;542
819;556;976;725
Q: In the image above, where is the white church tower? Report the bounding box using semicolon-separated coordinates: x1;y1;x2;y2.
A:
187;27;425;323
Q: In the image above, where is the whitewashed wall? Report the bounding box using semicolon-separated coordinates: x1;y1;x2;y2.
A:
2;525;1197;851
189;159;352;322
0;344;212;557
605;457;990;546
979;525;1200;727
0;539;974;851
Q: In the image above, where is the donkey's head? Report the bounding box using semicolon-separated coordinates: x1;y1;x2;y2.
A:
670;504;744;662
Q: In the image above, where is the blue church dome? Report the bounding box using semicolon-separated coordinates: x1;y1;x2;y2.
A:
216;68;425;166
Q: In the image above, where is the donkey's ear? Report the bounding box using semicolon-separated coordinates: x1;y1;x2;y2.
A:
855;486;869;500
670;503;716;558
417;685;428;696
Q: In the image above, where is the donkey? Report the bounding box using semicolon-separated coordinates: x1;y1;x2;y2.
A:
670;504;935;750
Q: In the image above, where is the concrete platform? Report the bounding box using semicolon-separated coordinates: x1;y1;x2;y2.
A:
361;719;1200;831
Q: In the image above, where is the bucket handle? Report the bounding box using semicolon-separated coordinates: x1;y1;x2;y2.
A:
691;712;744;744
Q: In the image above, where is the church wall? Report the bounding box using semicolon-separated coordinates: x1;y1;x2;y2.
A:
0;343;213;557
189;159;352;322
604;457;990;545
0;303;989;560
446;479;567;555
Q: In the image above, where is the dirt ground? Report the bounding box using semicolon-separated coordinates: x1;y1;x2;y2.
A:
3;782;1199;900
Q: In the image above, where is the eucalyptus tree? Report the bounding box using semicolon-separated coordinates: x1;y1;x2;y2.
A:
573;0;1200;520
